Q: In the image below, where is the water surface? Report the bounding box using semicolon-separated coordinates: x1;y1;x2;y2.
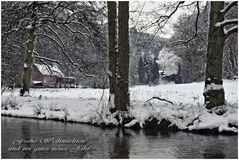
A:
1;116;238;158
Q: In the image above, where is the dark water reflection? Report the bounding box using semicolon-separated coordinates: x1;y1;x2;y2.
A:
21;124;32;158
1;117;238;159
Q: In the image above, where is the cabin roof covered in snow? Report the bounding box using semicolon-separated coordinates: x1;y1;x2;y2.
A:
34;63;64;77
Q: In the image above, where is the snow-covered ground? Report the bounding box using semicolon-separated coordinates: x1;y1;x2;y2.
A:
1;80;238;133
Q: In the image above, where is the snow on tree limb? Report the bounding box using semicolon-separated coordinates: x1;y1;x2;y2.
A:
36;33;97;78
46;26;73;52
68;21;93;37
32;50;55;74
216;1;238;38
220;1;238;15
63;24;88;38
215;19;238;27
224;25;238;36
62;24;96;52
2;18;32;38
32;55;60;64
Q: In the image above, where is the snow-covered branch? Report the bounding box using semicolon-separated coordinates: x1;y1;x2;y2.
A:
62;24;96;52
2;18;32;37
68;21;93;37
63;24;88;38
33;50;57;74
46;26;73;52
220;1;238;15
217;2;238;38
36;33;97;77
215;19;238;27
224;25;238;37
32;55;60;64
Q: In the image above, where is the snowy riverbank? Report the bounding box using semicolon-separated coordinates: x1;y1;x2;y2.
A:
1;80;238;134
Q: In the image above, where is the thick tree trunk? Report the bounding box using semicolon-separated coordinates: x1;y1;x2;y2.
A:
115;1;129;112
203;2;225;109
21;28;36;96
107;1;118;112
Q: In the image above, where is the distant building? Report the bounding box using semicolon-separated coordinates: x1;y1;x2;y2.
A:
31;63;77;88
156;48;183;84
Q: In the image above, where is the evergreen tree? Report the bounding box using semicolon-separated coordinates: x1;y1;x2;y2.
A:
137;56;145;84
151;58;160;84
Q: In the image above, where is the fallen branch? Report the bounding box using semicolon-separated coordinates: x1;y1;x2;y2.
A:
146;96;174;105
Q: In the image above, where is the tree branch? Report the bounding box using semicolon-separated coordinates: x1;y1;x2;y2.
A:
33;50;55;74
225;25;238;38
146;96;174;105
171;2;200;44
32;55;60;64
36;33;97;77
152;1;185;26
215;19;238;27
62;24;96;52
63;24;88;38
181;2;200;43
46;25;73;52
220;1;238;15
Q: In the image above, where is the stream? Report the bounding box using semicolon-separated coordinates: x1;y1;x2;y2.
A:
1;116;238;158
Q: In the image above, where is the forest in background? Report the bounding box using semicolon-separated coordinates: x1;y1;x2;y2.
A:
2;1;237;90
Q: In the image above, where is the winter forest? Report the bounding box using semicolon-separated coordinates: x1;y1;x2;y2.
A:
1;1;238;159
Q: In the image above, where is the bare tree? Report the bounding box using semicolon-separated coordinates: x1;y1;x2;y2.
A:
2;2;104;95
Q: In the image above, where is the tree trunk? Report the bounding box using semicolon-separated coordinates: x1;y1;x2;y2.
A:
107;1;118;112
20;2;37;96
203;1;225;109
115;1;129;112
21;28;36;96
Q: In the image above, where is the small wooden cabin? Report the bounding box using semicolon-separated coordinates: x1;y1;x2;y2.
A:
31;63;77;88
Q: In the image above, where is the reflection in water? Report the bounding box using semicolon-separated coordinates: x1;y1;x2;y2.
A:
110;128;130;158
143;129;172;137
1;117;238;159
21;123;32;158
203;144;225;158
204;152;225;159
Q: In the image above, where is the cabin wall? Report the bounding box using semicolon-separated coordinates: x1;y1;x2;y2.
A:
43;75;57;87
31;64;76;88
31;65;43;85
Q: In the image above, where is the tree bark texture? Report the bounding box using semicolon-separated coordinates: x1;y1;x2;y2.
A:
204;1;225;109
115;1;130;111
107;1;118;109
21;28;36;96
21;3;37;96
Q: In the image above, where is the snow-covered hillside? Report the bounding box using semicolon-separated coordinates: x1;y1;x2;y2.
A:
1;80;238;133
